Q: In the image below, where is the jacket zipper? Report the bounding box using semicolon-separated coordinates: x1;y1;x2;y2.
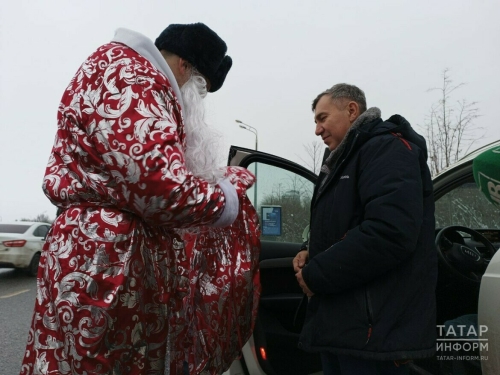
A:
365;288;374;345
329;133;360;183
314;133;360;204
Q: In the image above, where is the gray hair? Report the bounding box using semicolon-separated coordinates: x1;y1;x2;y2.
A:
312;83;367;114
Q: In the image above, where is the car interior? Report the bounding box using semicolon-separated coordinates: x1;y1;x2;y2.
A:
229;146;500;375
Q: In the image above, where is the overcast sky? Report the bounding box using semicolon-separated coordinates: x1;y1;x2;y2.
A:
1;0;499;222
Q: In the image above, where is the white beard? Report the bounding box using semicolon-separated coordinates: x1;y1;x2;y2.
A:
180;73;225;184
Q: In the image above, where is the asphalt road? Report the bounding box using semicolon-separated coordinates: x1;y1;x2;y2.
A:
0;269;37;375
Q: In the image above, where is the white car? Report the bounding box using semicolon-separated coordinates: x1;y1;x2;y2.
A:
0;221;51;276
223;140;500;375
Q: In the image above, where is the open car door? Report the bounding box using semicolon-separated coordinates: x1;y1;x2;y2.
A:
226;146;322;375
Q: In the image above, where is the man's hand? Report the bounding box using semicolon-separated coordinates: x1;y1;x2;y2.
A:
296;269;314;297
293;250;308;273
293;250;313;297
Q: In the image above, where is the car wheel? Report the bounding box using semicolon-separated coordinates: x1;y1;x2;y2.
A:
27;252;41;277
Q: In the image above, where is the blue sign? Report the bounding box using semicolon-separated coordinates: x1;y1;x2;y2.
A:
261;205;282;236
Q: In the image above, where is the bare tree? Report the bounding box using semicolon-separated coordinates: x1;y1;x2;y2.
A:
422;69;482;176
298;141;326;174
20;212;54;223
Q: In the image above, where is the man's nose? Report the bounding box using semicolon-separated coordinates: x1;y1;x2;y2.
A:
315;124;323;136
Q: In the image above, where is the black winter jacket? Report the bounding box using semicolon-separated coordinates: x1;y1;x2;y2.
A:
299;114;437;360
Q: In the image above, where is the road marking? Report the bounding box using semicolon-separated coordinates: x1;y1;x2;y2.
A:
0;289;30;299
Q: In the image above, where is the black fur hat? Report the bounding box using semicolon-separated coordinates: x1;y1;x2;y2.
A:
155;23;232;93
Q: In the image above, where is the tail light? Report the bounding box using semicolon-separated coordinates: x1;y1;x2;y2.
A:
259;347;267;361
3;240;27;247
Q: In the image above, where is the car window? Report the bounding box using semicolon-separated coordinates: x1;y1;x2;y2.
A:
435;181;500;229
246;161;314;243
0;224;30;234
34;225;50;238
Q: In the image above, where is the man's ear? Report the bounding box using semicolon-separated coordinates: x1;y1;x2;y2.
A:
174;57;193;87
347;101;360;122
178;57;190;76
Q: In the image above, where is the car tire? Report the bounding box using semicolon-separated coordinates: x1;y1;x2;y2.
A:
27;252;41;277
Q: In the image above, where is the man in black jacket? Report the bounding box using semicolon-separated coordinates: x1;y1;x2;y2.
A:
293;83;437;375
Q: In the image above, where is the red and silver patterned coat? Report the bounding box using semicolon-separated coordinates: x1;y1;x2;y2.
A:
21;35;260;375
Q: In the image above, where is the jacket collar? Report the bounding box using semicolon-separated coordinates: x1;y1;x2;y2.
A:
111;28;184;110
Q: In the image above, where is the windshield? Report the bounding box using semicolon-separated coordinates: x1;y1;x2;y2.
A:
435;182;500;229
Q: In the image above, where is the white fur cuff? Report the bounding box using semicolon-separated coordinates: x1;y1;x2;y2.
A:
211;179;239;227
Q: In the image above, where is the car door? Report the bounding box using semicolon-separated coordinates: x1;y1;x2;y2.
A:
432;142;500;375
228;146;322;375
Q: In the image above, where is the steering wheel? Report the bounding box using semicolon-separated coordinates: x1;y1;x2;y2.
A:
435;225;496;285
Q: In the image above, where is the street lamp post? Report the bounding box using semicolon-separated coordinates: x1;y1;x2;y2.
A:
235;120;258;150
235;120;258;208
